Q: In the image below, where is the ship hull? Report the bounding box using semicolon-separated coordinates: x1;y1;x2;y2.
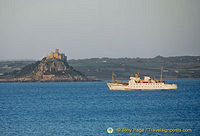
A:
107;83;128;90
107;83;177;91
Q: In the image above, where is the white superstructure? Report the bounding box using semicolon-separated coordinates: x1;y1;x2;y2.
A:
107;73;177;91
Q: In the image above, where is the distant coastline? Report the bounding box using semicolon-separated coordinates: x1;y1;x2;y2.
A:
0;56;200;81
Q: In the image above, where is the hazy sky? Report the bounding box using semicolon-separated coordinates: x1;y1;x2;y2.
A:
0;0;200;60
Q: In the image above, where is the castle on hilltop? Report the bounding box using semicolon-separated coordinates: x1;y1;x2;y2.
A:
46;49;67;61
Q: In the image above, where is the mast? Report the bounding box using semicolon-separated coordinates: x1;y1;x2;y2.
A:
112;72;114;83
160;66;163;82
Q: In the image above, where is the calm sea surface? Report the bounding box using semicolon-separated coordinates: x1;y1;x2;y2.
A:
0;80;200;136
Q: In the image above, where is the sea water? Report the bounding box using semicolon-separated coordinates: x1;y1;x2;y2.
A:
0;80;200;136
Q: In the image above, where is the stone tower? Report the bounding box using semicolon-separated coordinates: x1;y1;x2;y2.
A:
46;49;67;61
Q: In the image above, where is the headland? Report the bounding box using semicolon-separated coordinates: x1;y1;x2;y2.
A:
0;49;88;82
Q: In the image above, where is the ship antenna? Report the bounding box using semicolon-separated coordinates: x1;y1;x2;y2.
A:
112;72;114;83
160;66;163;82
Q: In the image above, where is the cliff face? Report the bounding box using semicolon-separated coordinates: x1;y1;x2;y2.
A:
2;57;88;82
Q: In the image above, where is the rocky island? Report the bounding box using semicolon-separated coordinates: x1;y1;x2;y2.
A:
0;49;88;82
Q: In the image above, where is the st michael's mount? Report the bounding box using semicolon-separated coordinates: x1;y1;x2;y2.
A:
0;49;88;82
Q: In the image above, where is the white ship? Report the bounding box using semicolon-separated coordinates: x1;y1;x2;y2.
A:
107;66;177;91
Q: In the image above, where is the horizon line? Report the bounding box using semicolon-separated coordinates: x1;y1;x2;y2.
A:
0;55;199;62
